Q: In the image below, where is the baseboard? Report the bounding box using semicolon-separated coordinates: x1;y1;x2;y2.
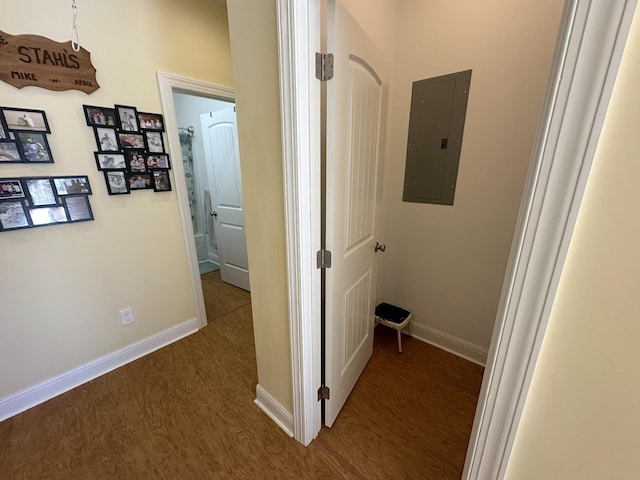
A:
254;384;294;437
0;317;200;422
410;323;488;366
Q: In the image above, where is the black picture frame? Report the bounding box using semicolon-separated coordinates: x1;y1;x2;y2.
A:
25;178;58;206
95;152;127;170
127;173;153;190
145;153;171;170
0;179;26;199
0;199;31;231
0;107;50;133
152;170;171;192
138;112;165;131
118;132;145;149
0;111;8;140
0;142;22;163
104;170;130;195
53;176;92;196
63;195;94;222
144;131;164;153
94;127;120;152
28;205;69;226
115;105;139;132
83;105;118;127
15;132;54;163
125;150;147;173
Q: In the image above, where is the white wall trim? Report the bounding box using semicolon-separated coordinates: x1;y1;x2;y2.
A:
156;71;235;329
410;323;488;367
276;0;323;446
255;384;295;437
0;318;199;422
462;1;638;478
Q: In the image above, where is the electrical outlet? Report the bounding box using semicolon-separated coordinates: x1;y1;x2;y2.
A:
120;307;135;325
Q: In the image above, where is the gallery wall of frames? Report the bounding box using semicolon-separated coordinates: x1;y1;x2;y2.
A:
84;104;171;194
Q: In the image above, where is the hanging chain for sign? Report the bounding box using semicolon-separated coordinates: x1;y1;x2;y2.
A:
71;0;80;52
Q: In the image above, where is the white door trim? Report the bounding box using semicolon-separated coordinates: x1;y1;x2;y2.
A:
156;72;235;329
276;1;638;476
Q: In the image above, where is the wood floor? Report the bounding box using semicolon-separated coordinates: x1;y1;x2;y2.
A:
0;271;484;479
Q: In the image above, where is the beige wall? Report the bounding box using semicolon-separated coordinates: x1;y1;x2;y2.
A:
226;0;293;412
0;0;232;398
506;6;640;479
377;0;564;350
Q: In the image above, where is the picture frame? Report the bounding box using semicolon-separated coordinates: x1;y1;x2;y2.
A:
145;153;171;170
0;199;30;231
83;105;117;127
53;176;92;196
94;127;119;152
125;150;147;173
138;112;164;131
95;152;126;170
127;173;153;190
0;111;8;139
15;132;54;163
115;105;139;132
63;195;94;222
25;178;57;206
145;131;164;153
0;179;25;199
104;170;130;195
28;205;68;226
0;142;22;163
152;170;171;192
118;132;145;149
0;107;50;133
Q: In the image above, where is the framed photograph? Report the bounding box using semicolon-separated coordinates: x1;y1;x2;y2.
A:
25;178;57;206
63;195;94;222
152;170;171;192
0;142;22;163
115;105;139;132
0;111;8;139
1;107;50;133
127;173;153;190
29;205;68;226
145;153;171;170
83;105;117;127
15;132;53;163
95;152;126;170
0;179;25;199
125;150;147;173
0;199;30;231
53;176;91;196
104;170;130;195
138;112;164;131
118;132;145;149
94;127;119;152
145;131;164;153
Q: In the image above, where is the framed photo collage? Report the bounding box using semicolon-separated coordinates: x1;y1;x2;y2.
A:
0;107;54;164
84;105;172;194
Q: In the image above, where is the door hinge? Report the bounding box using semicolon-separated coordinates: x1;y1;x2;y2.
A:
315;52;334;81
316;249;332;269
318;385;330;401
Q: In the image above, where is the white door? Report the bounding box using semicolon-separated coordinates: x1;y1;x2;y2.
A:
324;0;386;427
201;109;250;291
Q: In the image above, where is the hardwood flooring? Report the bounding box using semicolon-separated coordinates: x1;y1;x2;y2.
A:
0;271;484;479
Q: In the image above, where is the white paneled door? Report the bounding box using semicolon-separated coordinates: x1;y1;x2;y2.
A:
201;109;250;291
324;0;386;427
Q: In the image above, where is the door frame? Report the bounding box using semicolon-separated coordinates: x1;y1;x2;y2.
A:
157;71;235;329
277;1;638;478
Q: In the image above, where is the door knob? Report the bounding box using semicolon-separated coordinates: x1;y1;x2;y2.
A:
375;242;386;252
211;211;218;217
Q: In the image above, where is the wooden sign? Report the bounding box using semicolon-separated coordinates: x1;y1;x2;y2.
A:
0;30;99;94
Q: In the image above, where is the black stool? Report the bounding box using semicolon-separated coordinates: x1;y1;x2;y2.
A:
375;303;412;354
